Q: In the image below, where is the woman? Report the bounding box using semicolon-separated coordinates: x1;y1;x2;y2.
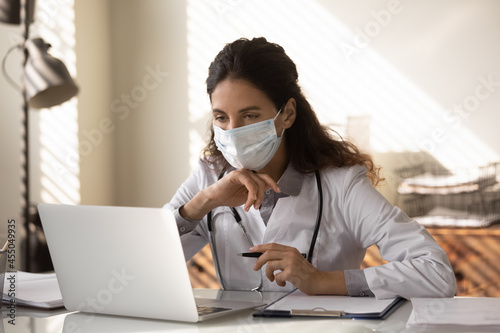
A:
164;37;456;299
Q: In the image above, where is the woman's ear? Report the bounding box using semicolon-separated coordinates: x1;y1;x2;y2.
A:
282;98;297;129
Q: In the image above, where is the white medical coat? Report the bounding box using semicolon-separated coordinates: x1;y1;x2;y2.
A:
165;161;456;299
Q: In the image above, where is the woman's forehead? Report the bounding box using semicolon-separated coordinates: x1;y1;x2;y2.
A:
211;79;274;111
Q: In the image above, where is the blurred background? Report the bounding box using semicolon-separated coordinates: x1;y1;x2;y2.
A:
1;0;499;295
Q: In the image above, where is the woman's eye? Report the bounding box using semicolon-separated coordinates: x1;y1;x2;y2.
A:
214;115;227;122
244;114;258;119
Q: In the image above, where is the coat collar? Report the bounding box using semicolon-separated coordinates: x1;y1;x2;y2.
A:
277;163;305;197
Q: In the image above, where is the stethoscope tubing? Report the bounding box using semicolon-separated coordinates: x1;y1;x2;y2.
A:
207;169;323;290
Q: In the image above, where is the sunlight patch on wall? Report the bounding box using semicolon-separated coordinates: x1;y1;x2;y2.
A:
34;0;80;205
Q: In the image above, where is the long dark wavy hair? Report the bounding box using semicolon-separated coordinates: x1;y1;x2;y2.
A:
203;37;383;186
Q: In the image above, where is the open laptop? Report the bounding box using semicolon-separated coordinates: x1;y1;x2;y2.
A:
38;203;266;322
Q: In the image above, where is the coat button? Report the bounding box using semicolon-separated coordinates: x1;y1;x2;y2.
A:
180;226;186;232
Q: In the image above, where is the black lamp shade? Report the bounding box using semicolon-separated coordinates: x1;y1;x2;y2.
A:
23;38;78;109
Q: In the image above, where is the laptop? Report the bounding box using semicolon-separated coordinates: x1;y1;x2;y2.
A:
38;203;266;322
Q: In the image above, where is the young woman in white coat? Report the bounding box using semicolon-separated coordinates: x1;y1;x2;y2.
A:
164;37;456;300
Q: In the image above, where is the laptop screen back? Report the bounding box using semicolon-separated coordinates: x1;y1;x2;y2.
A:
38;204;200;322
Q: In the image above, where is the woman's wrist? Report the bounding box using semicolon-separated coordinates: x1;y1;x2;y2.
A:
179;190;214;220
306;270;348;296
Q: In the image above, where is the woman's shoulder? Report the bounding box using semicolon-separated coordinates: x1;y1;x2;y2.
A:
321;164;368;181
318;164;373;196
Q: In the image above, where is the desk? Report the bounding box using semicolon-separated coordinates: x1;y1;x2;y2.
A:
2;290;499;333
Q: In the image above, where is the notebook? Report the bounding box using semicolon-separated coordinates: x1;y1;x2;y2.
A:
38;203;265;322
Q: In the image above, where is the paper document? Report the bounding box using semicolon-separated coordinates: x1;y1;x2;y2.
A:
266;289;398;314
407;297;500;328
3;271;64;309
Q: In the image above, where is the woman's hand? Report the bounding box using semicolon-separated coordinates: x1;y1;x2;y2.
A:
251;243;348;295
180;169;280;220
207;169;280;211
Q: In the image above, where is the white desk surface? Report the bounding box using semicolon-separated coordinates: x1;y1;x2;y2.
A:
2;289;499;333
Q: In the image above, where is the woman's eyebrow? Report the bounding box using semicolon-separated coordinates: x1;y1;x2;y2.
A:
212;109;226;115
212;106;262;114
238;106;262;113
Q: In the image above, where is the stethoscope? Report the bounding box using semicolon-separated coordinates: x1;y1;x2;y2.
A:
207;169;323;291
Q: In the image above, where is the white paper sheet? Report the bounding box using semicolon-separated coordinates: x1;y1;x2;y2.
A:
267;290;396;314
3;271;63;309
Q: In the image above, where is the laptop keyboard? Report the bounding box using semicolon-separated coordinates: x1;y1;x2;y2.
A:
197;305;233;316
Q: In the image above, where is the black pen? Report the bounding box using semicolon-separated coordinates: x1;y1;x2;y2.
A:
237;252;307;258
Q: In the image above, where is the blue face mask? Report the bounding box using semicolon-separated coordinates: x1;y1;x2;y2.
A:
213;108;284;170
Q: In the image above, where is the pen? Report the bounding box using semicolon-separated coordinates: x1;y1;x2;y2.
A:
237;252;307;258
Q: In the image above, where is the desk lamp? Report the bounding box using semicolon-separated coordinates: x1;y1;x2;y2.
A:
1;0;79;271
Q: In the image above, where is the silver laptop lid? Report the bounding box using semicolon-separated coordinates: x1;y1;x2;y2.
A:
38;204;200;322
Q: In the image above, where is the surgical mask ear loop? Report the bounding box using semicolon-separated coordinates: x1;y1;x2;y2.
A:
274;104;286;138
273;107;282;120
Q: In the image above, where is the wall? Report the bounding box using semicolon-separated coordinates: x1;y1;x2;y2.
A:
107;0;189;208
74;0;114;206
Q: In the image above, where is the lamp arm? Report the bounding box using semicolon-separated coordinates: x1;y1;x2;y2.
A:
1;43;23;92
